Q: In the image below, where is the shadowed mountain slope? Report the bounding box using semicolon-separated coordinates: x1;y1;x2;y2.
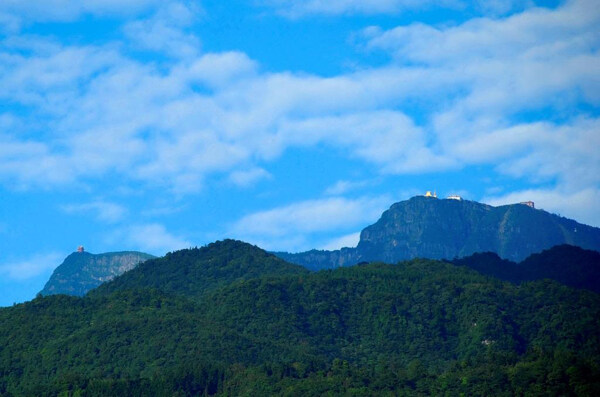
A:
451;244;600;293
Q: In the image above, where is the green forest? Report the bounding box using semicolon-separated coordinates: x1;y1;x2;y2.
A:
1;240;599;396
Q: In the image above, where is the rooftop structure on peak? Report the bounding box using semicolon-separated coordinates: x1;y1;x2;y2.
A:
447;195;462;201
519;201;535;208
424;191;437;198
77;246;85;253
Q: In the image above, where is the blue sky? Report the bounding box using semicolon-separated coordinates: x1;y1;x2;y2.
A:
0;0;598;306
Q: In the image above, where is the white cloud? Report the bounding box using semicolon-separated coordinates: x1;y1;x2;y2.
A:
0;252;64;280
258;0;539;17
446;118;600;190
358;0;600;220
484;187;600;228
231;195;390;251
61;201;128;223
0;42;447;191
277;111;455;173
0;0;598;228
321;232;361;250
365;0;600;112
123;2;202;58
0;44;259;192
260;0;462;17
325;179;374;195
229;167;272;187
119;223;191;254
184;52;258;88
0;0;166;32
474;0;532;16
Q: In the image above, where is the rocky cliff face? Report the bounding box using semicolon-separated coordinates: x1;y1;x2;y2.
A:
278;196;600;269
275;247;360;271
40;251;155;296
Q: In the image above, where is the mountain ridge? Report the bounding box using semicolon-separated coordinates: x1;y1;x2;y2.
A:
90;239;309;299
2;251;599;395
277;196;600;269
450;244;600;293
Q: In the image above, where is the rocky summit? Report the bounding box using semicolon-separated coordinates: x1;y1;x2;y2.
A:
277;195;600;269
40;250;155;297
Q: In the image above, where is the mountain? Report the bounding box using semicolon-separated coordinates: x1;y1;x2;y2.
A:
40;250;155;297
2;249;599;395
90;239;309;299
451;244;600;293
277;195;600;269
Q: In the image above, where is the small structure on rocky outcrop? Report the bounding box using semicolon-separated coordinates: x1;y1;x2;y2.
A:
520;201;535;208
77;246;85;253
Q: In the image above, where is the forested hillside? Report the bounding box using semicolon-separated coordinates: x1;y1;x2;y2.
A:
1;241;599;395
91;239;309;299
451;244;600;293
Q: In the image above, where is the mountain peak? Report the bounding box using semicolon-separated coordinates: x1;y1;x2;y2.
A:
40;251;155;297
278;196;600;269
92;239;308;299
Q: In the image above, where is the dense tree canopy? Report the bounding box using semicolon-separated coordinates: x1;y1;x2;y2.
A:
1;241;599;395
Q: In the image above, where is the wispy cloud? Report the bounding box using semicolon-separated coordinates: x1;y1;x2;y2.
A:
0;252;64;280
360;0;600;219
2;0;597;195
321;232;361;250
484;187;600;228
61;201;128;223
259;0;462;17
0;0;598;229
123;1;203;59
325;179;374;195
231;195;390;251
111;223;192;254
229;167;272;187
258;0;534;18
0;0;169;32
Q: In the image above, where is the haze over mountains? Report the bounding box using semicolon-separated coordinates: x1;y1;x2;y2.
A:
277;196;600;270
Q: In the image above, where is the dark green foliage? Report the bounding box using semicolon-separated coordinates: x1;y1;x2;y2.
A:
279;196;600;268
520;245;600;293
91;239;309;299
41;251;155;297
2;242;599;395
452;245;600;293
450;251;518;281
